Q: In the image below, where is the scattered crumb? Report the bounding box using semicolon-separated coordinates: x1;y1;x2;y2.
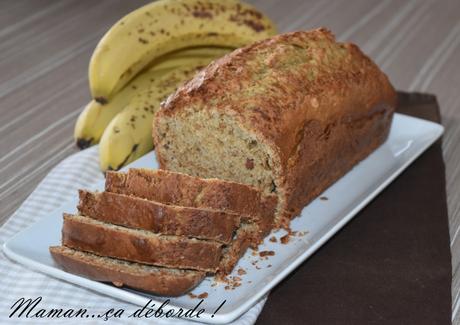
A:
247;280;252;284
211;282;217;287
267;264;272;268
269;236;277;243
222;275;242;290
296;231;308;237
259;250;275;257
280;234;290;244
255;265;261;270
251;250;258;256
189;291;208;299
237;268;247;276
320;196;329;201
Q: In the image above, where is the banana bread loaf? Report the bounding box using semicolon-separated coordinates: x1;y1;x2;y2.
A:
50;246;205;296
78;190;239;243
153;28;397;227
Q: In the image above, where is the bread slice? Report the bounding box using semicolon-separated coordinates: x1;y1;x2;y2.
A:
78;190;239;243
50;246;205;296
62;214;223;272
152;29;396;227
105;168;277;243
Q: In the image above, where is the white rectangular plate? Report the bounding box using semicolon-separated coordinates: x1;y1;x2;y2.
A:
3;113;443;324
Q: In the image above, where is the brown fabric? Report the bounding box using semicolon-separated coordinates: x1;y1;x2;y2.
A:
257;92;451;325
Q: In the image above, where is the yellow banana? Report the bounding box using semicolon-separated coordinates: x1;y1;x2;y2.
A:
74;68;170;149
149;46;233;71
74;46;232;148
99;59;212;171
89;0;277;103
74;100;108;149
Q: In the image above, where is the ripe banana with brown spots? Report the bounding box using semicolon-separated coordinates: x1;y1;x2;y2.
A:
89;0;277;103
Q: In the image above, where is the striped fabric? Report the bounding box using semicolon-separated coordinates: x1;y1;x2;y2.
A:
0;146;266;325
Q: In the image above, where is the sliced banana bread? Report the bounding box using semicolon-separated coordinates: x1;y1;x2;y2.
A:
105;168;277;242
50;246;205;296
78;190;239;243
62;214;223;272
152;29;397;227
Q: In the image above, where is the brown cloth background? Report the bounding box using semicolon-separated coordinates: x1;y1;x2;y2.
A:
257;92;452;325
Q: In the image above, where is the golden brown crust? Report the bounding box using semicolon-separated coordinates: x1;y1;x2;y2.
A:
50;246;205;296
105;168;277;243
78;190;239;243
280;98;393;223
62;214;223;272
154;28;397;226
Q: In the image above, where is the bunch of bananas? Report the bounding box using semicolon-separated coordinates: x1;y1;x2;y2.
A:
74;0;277;171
